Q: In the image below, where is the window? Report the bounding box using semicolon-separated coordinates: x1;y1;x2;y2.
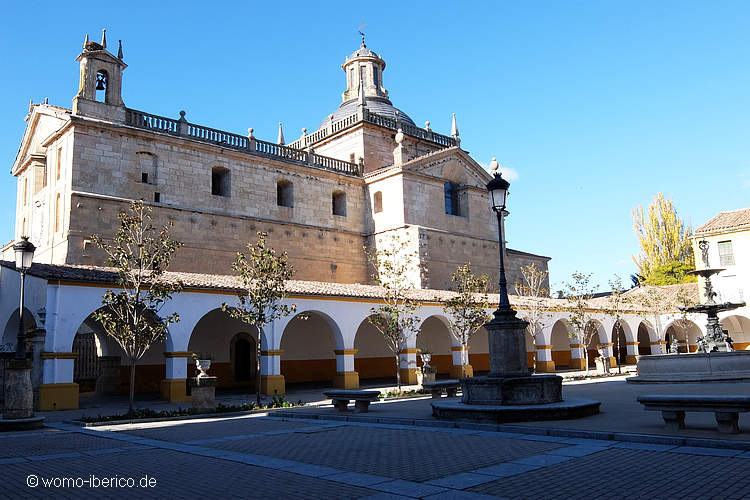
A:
718;240;735;266
332;191;347;216
141;173;149;183
277;179;293;207
154;192;161;203
211;166;230;197
373;191;383;213
56;148;62;180
444;182;460;216
373;67;379;88
55;193;60;232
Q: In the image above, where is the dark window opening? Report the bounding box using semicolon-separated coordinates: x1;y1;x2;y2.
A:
211;166;230;197
277;180;293;207
444;182;460;216
154;192;160;202
141;172;149;183
332;191;347;216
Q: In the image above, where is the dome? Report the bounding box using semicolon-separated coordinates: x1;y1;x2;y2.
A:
318;98;416;130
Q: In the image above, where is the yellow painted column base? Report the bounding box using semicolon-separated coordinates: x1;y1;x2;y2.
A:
535;360;556;373
399;368;418;385
39;383;79;411
261;375;286;395
626;355;638;365
569;358;586;370
333;371;360;389
449;365;473;379
160;379;190;403
608;357;617;368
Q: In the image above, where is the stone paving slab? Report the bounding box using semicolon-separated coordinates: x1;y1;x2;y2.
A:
0;432;125;459
0;448;378;499
187;424;565;481
469;447;750;499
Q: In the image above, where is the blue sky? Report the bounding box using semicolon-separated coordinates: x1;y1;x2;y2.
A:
1;1;748;292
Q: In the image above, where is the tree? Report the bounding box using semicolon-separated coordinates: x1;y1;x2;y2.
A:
603;275;629;372
91;201;182;413
367;234;421;392
671;286;698;352
643;261;697;286
513;262;552;369
632;192;694;283
443;263;491;377
222;232;296;407
632;285;670;353
563;272;599;374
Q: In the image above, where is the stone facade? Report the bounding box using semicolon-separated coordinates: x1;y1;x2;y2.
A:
10;33;550;291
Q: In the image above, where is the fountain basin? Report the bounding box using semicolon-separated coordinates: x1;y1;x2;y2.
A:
628;351;750;383
432;397;601;423
462;374;563;405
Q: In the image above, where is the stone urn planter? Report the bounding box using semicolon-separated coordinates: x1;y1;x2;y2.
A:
195;359;211;378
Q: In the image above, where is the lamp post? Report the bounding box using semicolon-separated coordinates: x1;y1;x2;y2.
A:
13;236;35;361
486;158;511;314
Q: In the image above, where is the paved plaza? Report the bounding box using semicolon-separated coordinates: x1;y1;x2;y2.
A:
4;377;750;498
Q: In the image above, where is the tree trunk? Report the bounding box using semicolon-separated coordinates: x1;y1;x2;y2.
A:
395;354;401;393
256;327;262;408
461;343;467;378
128;358;136;415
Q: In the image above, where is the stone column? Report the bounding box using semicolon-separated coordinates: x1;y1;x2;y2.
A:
260;349;285;395
39;352;79;410
534;345;556;373
449;346;473;378
625;342;639;364
604;342;617;367
3;360;33;419
161;352;191;402
29;329;46;409
333;349;359;389
569;343;586;370
399;348;418;385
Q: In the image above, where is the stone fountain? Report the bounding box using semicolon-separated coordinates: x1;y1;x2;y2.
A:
431;166;600;423
628;240;749;384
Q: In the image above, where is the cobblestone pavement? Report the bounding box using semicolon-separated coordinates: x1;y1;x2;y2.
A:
4;413;750;498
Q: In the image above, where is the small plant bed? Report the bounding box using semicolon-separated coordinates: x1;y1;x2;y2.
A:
75;396;303;425
379;389;426;400
561;372;622;381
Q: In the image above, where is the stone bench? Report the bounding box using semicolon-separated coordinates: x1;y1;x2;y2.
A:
323;389;381;413
637;395;750;434
423;380;461;399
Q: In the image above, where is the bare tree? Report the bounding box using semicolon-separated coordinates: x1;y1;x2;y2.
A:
222;232;296;407
603;275;629;372
514;262;552;369
563;272;599;374
633;285;670;353
91;201;182;413
443;263;491;377
367;234;421;391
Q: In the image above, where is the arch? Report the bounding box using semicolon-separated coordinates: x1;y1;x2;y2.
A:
277;179;293;207
584;319;605;368
720;315;750;349
1;307;37;349
188;308;259;387
373;191;383;213
354;315;395;381
230;332;256;383
469;326;490;373
417;315;454;375
637;321;654;356
332;190;347;216
550;319;572;368
611;320;628;366
211;166;230;197
280;311;341;385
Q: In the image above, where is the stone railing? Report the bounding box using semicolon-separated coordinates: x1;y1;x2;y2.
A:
288;107;458;149
124;109;361;177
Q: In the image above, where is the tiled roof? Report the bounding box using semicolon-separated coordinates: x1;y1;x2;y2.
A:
695;207;750;235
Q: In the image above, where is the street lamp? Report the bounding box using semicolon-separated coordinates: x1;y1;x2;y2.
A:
486;158;511;313
13;236;35;361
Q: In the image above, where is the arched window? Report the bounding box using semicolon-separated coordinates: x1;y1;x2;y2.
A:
211;166;230;197
444;182;460;216
95;70;108;103
332;191;347;216
373;191;383;213
277;179;293;207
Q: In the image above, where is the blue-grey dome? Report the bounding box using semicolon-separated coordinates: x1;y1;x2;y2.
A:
318;97;415;130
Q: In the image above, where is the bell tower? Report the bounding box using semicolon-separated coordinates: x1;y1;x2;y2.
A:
72;29;128;122
340;35;389;104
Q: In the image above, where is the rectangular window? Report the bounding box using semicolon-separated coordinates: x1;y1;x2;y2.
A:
142;172;149;183
56;148;62;180
55;193;60;232
718;240;735;266
444;182;460;216
154;192;161;202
